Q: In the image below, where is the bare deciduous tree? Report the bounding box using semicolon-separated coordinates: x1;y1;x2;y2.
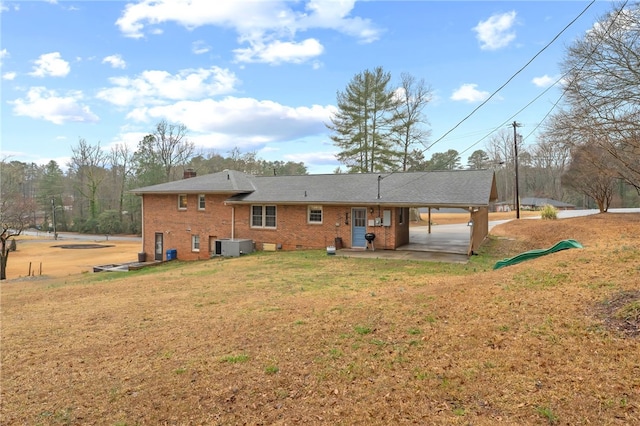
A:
554;3;640;190
152;120;195;181
69;139;108;229
528;135;571;200
485;129;525;204
1;159;36;279
110;142;135;230
392;73;432;171
563;144;617;212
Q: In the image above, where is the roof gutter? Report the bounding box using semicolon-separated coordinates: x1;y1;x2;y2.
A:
224;201;490;209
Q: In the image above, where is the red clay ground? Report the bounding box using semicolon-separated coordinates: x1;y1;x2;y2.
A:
5;236;141;279
1;213;639;425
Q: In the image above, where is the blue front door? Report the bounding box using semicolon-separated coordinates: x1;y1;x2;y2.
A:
352;208;367;248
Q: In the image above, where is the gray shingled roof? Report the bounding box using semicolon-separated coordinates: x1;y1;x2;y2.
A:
132;169;497;208
131;170;256;194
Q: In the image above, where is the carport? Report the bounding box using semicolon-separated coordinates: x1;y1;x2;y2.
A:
351;170;498;256
398;206;492;256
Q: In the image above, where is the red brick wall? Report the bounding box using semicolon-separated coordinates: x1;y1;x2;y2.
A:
141;194;403;260
142;193;234;261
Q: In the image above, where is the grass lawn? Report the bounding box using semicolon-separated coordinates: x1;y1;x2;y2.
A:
1;213;639;425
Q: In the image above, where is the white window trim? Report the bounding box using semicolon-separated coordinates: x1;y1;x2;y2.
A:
191;235;200;252
308;205;323;224
198;194;206;210
251;205;277;229
178;194;187;210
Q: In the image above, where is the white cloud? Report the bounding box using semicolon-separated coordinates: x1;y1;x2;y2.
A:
96;66;238;107
10;87;99;124
1;2;19;12
2;72;17;80
450;83;490;103
192;40;211;55
102;54;127;69
0;48;8;66
283;150;338;166
126;96;335;147
300;0;380;43
532;74;557;88
115;0;380;65
102;132;146;155
29;52;70;77
473;11;517;51
233;38;324;64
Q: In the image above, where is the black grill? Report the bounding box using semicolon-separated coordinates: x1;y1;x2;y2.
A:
364;233;376;251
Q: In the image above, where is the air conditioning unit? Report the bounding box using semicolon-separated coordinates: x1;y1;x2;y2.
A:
216;239;254;257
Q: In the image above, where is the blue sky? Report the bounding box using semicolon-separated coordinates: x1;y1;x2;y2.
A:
1;0;615;174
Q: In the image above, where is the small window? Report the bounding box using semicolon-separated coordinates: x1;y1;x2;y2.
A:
178;194;187;210
251;205;263;227
191;235;200;252
251;205;277;228
198;194;206;210
265;205;276;228
398;207;404;225
308;205;323;224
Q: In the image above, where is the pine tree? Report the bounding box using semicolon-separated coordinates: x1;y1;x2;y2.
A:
328;67;399;173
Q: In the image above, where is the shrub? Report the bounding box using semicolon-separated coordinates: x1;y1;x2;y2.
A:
97;210;123;235
540;204;558;220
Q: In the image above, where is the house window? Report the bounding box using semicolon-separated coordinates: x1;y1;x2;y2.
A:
178;194;187;210
251;205;277;228
198;194;206;210
398;207;404;225
308;205;323;224
192;235;200;252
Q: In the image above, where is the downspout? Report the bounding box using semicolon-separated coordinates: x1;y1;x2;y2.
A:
468;209;474;256
231;206;235;240
141;196;145;253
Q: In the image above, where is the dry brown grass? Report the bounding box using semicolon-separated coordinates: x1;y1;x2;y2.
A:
2;214;640;425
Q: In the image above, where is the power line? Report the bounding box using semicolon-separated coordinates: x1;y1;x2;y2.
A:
520;0;629;145
441;0;628;167
378;0;625;195
422;0;597;155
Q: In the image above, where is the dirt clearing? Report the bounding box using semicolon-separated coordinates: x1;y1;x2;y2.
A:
5;237;140;279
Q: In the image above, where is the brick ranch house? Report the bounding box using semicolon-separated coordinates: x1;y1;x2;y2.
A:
131;169;498;261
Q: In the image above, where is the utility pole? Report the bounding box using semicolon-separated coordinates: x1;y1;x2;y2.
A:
511;121;522;219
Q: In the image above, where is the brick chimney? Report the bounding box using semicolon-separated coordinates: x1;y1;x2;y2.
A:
183;168;196;179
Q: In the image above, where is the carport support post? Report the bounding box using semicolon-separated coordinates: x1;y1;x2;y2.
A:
428;208;432;234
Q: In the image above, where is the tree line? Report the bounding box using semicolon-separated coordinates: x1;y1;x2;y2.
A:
0;120;307;242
